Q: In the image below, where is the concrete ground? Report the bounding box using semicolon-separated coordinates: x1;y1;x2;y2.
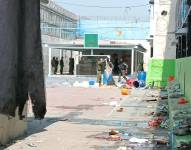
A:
2;84;169;150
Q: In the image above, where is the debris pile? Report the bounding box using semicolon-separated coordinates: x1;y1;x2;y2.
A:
167;78;191;149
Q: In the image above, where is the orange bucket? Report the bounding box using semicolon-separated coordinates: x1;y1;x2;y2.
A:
121;88;128;95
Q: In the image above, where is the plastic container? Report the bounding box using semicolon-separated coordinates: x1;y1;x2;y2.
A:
127;78;137;87
139;80;146;87
138;71;146;81
89;80;95;86
121;88;128;95
133;81;140;88
168;76;175;82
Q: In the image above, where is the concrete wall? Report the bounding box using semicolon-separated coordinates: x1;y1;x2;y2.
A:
153;0;177;59
0;106;27;145
176;57;191;101
147;0;177;86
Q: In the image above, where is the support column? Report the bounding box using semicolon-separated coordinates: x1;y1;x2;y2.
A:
48;48;52;76
131;49;135;75
60;27;62;39
91;49;94;55
59;49;62;59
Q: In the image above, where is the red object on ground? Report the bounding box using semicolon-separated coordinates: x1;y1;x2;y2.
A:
178;98;188;104
127;78;137;87
168;76;175;82
148;118;162;127
95;135;122;141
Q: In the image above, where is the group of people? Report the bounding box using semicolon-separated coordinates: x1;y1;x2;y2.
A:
97;58;129;86
51;57;64;75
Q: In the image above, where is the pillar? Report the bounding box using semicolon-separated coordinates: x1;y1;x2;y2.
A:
48;48;52;76
131;49;135;74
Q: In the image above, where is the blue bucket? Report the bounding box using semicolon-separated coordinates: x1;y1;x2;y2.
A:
138;71;146;81
89;80;95;86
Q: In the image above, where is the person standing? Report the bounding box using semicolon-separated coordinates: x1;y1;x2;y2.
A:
118;59;128;82
137;62;144;72
69;58;74;75
103;59;115;85
60;57;64;75
113;58;119;75
54;57;59;74
97;58;105;86
51;57;56;74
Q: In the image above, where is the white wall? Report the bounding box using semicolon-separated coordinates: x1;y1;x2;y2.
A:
153;0;177;59
0;106;27;145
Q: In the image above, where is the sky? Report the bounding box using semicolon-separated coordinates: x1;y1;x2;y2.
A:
54;0;150;21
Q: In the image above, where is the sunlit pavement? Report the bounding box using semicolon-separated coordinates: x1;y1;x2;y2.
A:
4;86;168;150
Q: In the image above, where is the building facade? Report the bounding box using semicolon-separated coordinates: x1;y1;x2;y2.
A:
175;0;191;100
147;0;177;86
77;16;150;73
78;16;150;40
147;0;191;93
40;1;79;75
40;1;78;40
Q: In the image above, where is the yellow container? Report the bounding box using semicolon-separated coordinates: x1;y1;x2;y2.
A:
121;88;128;95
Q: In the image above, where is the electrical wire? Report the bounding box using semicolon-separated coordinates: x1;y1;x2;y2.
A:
55;1;149;9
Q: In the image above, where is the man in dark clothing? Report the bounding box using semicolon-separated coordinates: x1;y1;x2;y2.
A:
54;57;59;74
69;58;74;75
113;58;119;75
51;57;56;74
118;59;128;82
60;57;64;75
137;62;144;72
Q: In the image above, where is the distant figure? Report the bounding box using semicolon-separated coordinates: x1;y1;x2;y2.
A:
113;58;119;75
137;62;144;72
60;57;64;75
51;57;56;74
103;59;115;85
69;58;74;75
54;57;59;74
97;58;105;86
118;59;128;82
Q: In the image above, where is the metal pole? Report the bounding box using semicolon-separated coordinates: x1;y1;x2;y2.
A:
48;48;52;76
131;49;135;75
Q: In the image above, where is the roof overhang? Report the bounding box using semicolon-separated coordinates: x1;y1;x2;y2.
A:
43;43;146;53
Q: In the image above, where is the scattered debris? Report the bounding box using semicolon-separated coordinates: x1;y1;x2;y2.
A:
129;137;149;144
145;98;157;102
177;141;191;150
27;143;37;147
156;140;168;145
95;134;121;141
160;118;169;129
147;105;153;108
109;130;119;135
117;147;127;150
148;118;162;127
117;107;124;112
109;101;118;106
178;98;188;104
